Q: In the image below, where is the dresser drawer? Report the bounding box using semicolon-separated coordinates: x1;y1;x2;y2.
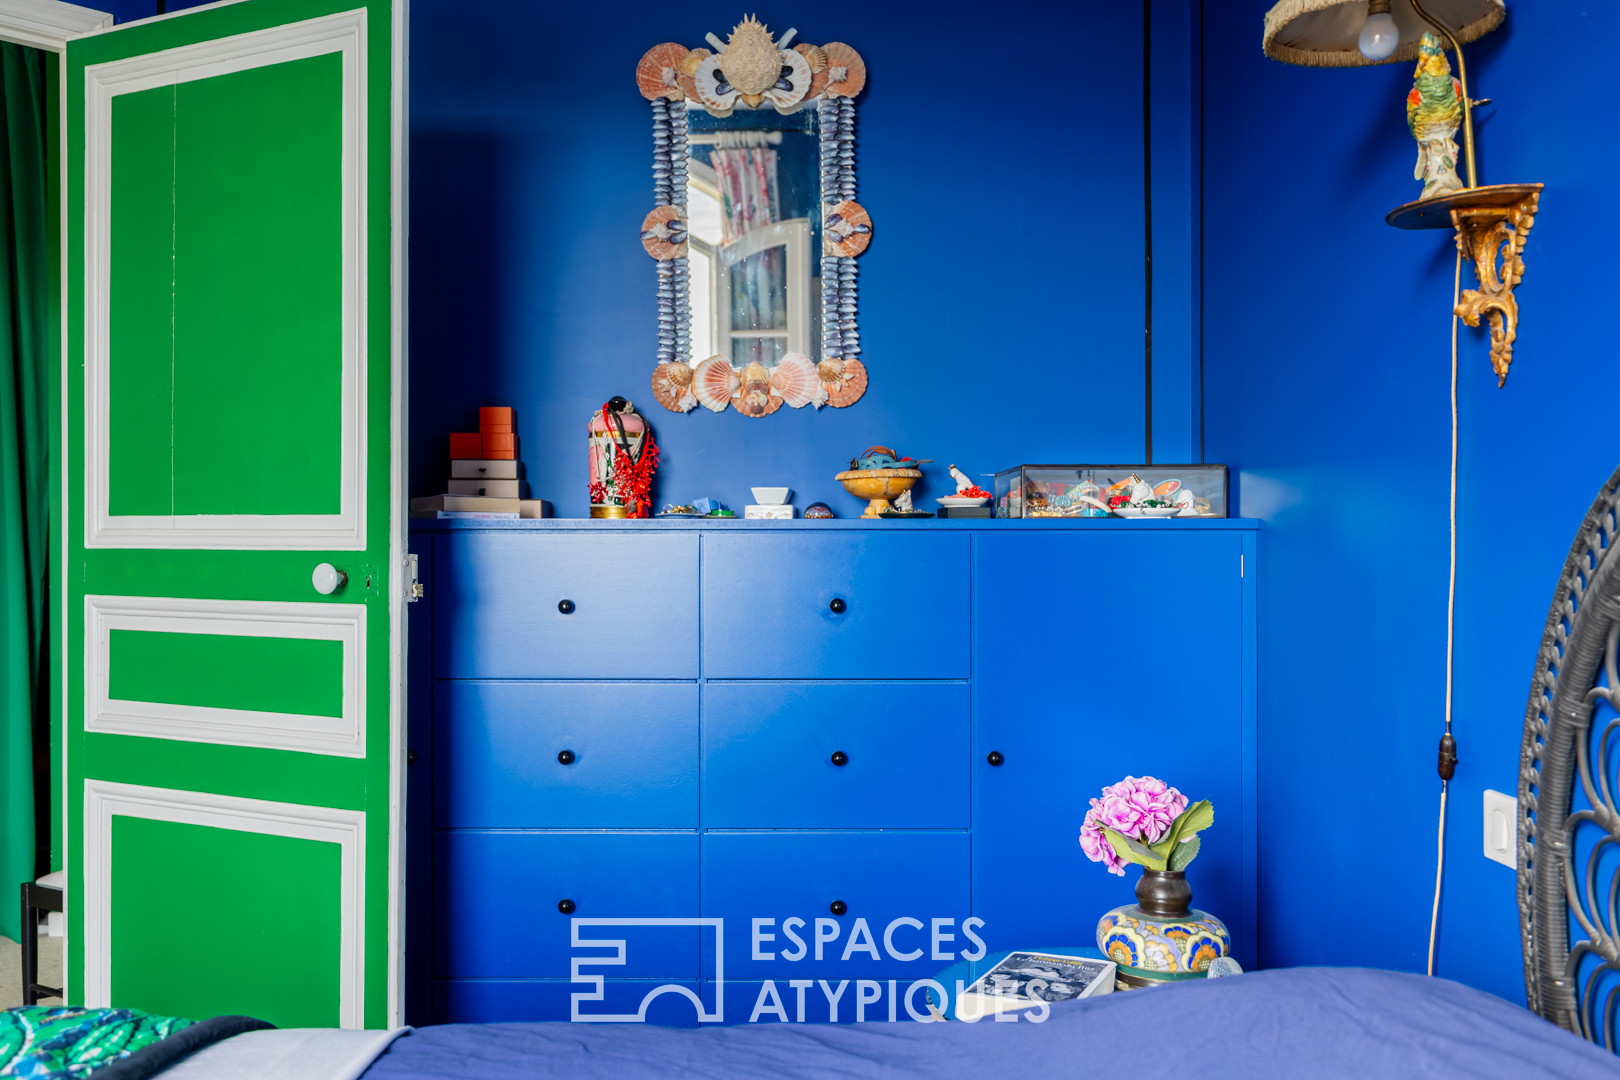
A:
701;832;970;981
434;532;698;678
434;681;698;829
702;682;968;828
434;832;698;979
702;533;969;678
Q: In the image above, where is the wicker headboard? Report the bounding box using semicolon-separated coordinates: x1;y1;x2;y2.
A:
1521;465;1620;1051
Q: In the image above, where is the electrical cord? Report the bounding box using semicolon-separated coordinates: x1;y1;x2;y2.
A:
1428;250;1463;977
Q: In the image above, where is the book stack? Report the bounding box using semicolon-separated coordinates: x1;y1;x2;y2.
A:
410;407;551;520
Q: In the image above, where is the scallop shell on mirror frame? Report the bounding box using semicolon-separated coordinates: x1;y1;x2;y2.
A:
770;351;826;408
651;361;698;413
692;54;741;114
821;42;867;98
694;354;739;412
819;356;869;408
640;205;689;260
679;47;711;77
736;361;783;418
636;42;690;101
718;15;785;95
764;48;812;111
796;44;831;99
823;201;872;258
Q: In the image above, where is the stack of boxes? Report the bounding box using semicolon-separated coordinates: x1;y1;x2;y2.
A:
409;406;550;519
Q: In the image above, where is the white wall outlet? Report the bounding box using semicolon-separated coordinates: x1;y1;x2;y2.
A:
1483;789;1517;868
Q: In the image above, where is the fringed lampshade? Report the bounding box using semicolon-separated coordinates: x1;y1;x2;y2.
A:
1263;0;1503;67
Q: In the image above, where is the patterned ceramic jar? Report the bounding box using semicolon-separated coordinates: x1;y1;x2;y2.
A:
1097;869;1231;976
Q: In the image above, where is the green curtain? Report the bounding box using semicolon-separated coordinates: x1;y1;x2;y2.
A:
0;40;49;943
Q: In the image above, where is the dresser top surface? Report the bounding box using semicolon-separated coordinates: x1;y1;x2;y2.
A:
411;517;1261;533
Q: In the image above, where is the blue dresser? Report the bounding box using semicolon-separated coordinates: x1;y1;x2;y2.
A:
406;518;1258;1026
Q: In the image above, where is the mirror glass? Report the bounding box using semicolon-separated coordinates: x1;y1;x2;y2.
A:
684;101;822;365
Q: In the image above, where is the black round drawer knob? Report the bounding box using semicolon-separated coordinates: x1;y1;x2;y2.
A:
558;599;575;614
557;749;576;765
558;898;576;914
829;900;847;916
831;751;849;767
829;598;847;614
987;751;1005;766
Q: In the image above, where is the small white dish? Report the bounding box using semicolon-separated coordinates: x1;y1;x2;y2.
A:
937;496;989;507
751;487;791;505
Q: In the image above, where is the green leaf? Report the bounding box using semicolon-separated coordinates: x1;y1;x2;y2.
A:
1165;801;1214;848
1167;834;1201;872
1102;826;1166;871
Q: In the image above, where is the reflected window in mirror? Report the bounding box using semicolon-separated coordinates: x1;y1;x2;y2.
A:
686;108;820;367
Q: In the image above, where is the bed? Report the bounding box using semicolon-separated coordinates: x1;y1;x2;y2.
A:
12;473;1620;1078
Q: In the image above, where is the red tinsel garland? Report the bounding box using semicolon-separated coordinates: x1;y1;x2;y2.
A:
614;428;660;518
592;400;660;518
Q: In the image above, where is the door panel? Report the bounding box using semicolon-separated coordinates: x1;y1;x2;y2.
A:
972;532;1244;962
434;680;699;829
702;533;969;679
67;0;402;1027
702;682;968;828
433;532;699;679
700;832;970;982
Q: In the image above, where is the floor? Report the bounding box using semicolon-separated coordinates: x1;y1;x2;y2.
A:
0;934;64;1008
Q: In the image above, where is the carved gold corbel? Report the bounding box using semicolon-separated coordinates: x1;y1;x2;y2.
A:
1452;191;1538;387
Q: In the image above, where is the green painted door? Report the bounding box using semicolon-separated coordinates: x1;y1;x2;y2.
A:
64;0;405;1028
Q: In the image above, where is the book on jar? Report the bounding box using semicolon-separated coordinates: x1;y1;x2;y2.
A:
953;952;1115;1019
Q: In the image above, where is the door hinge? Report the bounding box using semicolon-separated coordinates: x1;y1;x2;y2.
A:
405;553;424;602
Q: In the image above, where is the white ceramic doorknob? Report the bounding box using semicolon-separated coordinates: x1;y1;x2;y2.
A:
312;563;348;595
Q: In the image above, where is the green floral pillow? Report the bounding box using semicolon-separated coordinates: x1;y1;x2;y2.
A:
0;1006;191;1078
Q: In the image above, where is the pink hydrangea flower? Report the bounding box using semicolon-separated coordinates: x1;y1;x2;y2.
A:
1079;776;1188;875
1095;775;1186;844
1079;810;1126;876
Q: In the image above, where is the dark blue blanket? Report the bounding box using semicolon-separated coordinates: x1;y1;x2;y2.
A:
364;967;1616;1078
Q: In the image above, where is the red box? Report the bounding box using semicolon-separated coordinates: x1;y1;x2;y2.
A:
449;432;482;460
480;407;514;431
482;432;515;459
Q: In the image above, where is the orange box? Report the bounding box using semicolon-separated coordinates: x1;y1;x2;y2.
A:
449;432;482;460
480;407;514;430
482;432;515;459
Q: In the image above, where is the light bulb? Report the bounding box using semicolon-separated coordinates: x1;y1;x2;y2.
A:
1359;11;1399;60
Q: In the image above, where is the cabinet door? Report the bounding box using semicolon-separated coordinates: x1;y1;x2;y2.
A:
703;682;968;828
434;532;698;679
434;681;698;828
702;532;968;678
973;531;1247;963
701;832;971;984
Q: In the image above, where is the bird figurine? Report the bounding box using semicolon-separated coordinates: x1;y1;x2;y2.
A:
1406;32;1465;201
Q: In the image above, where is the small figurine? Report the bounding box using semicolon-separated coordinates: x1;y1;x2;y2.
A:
950;464;974;494
1407;32;1465;201
894;489;914;512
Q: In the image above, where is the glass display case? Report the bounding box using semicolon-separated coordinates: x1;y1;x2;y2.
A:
992;465;1229;519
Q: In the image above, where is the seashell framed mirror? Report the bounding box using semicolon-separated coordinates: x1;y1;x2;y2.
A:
636;17;870;416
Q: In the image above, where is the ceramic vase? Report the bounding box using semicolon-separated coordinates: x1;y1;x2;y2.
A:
1096;869;1231;978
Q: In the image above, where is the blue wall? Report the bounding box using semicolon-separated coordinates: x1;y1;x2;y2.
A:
408;0;1165;517
1203;2;1618;1002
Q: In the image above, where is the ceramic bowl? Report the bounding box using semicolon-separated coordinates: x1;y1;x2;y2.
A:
937;496;989;507
751;487;791;505
834;469;921;518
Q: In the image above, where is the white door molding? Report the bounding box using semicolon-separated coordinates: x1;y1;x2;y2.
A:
0;0;110;52
82;779;365;1027
85;594;366;756
83;8;368;550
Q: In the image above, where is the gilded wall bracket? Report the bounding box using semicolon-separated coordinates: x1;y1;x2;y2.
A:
1452;191;1538;387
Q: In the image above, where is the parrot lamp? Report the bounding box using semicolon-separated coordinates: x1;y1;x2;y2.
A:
1263;0;1542;386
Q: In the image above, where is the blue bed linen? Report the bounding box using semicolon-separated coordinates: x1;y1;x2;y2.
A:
363;967;1615;1079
